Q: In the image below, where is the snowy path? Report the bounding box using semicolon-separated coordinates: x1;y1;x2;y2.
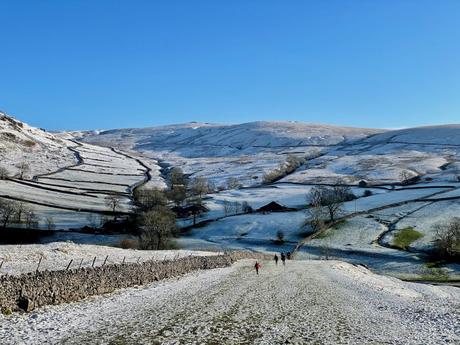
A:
2;260;459;345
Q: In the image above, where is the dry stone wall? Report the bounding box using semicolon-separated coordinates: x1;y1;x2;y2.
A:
0;254;233;313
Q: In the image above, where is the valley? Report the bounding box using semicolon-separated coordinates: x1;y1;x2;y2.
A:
1;113;460;280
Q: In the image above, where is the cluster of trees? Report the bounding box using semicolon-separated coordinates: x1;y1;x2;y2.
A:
263;154;305;184
306;183;356;231
164;168;213;207
222;200;253;217
0;199;49;229
132;167;215;249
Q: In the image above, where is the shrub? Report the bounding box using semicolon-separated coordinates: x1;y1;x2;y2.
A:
22;139;36;148
1;307;12;316
363;190;373;197
276;230;285;242
119;238;139;249
263;154;305;184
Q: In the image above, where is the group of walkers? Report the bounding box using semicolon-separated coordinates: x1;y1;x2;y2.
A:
254;251;290;275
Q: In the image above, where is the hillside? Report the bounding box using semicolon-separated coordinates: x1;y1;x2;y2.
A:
0;112;75;178
0;113;164;230
80;121;383;155
363;124;460;146
78;121;383;187
78;121;460;187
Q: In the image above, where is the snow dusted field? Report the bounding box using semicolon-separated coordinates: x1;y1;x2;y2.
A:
1;259;459;345
0;242;217;276
389;200;460;251
0;124;165;228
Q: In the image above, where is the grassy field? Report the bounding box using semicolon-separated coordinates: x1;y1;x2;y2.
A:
392;227;424;250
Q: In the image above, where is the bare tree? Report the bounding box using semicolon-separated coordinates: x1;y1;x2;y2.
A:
24;209;38;229
226;177;242;190
0;199;18;228
306;192;326;232
0;167;9;180
13;202;26;223
434;218;460;258
232;201;242;215
190;177;211;200
45;216;56;230
16;162;30;180
307;183;354;223
139;206;177;250
105;194;123;215
222;200;231;216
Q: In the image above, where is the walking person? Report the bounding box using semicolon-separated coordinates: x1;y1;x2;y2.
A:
281;252;286;265
274;254;279;265
254;261;261;275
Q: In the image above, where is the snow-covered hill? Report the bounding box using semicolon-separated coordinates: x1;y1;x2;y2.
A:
77;121;383;187
363;124;460;146
81;121;383;155
78;121;460;187
0;112;75;178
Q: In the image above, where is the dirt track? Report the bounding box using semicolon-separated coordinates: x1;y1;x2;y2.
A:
2;260;459;345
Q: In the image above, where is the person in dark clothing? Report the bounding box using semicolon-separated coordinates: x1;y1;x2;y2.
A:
254;261;261;275
281;252;286;265
286;252;291;260
274;254;279;265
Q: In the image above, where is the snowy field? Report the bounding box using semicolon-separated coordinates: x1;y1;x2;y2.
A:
0;129;165;229
389;200;460;251
0;242;217;276
1;259;459;345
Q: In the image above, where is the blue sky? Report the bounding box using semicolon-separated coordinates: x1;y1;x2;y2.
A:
1;1;459;130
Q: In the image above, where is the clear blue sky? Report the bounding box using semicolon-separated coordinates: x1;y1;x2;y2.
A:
1;1;459;130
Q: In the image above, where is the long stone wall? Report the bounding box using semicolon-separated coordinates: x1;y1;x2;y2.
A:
0;255;233;313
